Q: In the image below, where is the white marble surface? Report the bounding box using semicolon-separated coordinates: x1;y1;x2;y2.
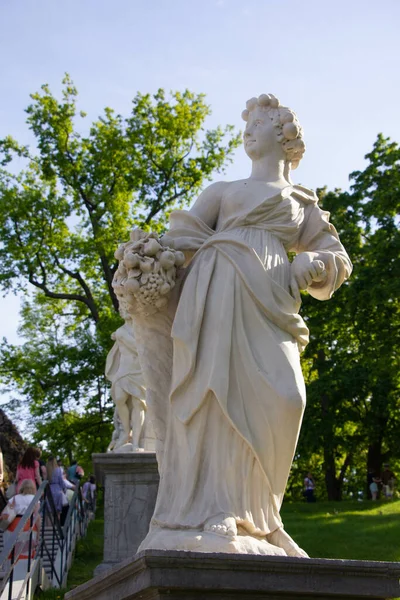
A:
93;453;159;574
105;310;155;452
124;94;352;557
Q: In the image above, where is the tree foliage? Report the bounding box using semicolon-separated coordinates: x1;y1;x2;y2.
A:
294;134;400;500
0;76;241;469
0;75;240;323
0;298;111;468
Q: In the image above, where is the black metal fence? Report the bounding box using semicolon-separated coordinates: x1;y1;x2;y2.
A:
0;481;90;600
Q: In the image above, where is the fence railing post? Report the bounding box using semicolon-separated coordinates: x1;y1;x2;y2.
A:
0;478;92;598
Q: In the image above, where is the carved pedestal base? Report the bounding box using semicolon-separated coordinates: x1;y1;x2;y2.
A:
92;452;159;576
65;550;400;600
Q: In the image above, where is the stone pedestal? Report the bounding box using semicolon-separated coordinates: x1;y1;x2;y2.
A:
92;453;159;575
65;550;400;600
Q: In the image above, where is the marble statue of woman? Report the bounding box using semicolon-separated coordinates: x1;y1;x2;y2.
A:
134;94;352;557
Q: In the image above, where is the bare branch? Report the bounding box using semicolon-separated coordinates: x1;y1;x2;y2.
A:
144;186;189;225
26;253;100;323
53;256;100;322
61;149;119;312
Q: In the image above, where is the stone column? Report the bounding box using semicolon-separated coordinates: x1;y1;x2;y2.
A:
92;452;159;576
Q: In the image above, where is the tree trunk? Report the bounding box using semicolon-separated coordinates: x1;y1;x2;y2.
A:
320;385;342;500
367;441;383;475
324;448;343;501
317;349;352;501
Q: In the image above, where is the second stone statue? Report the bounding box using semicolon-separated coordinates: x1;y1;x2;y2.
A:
105;299;155;453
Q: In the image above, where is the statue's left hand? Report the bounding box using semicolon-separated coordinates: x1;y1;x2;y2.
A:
290;253;327;303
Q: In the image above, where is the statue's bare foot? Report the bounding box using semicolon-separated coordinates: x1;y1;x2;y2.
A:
204;514;237;537
266;528;309;558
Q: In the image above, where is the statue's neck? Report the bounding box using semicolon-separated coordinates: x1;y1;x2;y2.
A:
250;158;291;184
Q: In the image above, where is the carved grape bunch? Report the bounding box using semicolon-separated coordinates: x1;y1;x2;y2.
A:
112;229;184;316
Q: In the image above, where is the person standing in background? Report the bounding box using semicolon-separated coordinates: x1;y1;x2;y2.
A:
67;460;78;484
16;447;42;493
304;472;316;503
34;447;47;481
1;479;41;559
368;471;381;500
82;475;96;514
381;464;396;500
46;456;67;517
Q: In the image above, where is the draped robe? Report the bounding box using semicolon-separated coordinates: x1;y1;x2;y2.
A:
142;184;352;543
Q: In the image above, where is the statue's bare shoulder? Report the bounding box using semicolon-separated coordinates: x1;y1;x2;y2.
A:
189;181;230;228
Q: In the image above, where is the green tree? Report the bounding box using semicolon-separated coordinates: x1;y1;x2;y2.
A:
348;135;400;479
0;74;240;321
0;297;111;469
295;135;400;500
0;75;241;463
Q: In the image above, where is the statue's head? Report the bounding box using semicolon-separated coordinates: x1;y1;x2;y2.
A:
242;94;305;170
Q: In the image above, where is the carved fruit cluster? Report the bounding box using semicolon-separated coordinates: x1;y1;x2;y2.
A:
112;229;185;316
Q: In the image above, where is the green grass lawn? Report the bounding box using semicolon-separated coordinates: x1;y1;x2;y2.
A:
34;513;104;599
35;500;400;599
282;499;400;562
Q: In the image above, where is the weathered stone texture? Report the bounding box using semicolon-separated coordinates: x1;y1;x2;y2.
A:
92;452;159;575
66;550;400;600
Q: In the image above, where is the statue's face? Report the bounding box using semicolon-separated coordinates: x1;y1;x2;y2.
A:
244;107;279;161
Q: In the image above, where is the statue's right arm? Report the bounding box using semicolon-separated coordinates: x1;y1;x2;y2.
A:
189;181;227;229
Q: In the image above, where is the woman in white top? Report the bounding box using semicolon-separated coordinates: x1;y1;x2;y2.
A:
0;479;41;559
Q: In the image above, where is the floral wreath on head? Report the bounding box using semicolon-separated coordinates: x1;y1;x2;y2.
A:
242;94;305;169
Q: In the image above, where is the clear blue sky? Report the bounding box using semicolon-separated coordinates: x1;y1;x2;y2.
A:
1;0;400;345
